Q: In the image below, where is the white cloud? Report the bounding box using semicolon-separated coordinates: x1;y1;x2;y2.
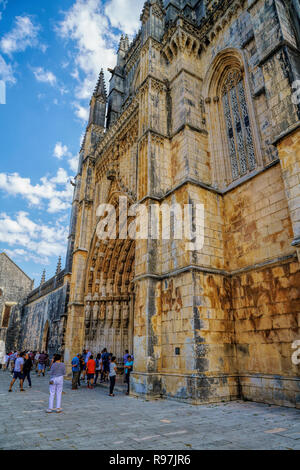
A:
105;0;144;36
53;142;69;159
0;54;15;83
0;169;73;213
0;16;41;56
56;0;144;120
74;102;89;122
56;0;117;100
32;66;57;86
49;167;69;184
0;211;68;263
68;155;79;173
71;68;79;80
53;142;79;173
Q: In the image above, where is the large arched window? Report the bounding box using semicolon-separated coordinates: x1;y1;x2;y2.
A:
203;49;262;189
221;68;256;180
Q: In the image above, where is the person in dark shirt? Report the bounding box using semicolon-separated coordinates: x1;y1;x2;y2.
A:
79;355;85;386
38;351;47;377
101;348;110;383
23;353;33;388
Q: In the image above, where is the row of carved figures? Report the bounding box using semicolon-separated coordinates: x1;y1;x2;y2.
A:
84;299;130;330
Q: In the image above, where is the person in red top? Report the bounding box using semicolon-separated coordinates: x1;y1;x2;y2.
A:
86;355;96;389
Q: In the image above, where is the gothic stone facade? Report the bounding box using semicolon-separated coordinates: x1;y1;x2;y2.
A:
0;253;33;351
4;270;69;358
12;0;300;407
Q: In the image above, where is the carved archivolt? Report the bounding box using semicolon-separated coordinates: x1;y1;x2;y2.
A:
83;192;135;342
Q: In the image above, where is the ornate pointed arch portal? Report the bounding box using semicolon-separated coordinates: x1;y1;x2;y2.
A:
83;193;135;364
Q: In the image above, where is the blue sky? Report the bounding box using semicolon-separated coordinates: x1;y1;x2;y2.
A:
0;0;144;286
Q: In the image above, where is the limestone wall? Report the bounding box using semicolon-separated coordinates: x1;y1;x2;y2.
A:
6;283;69;358
0;253;33;348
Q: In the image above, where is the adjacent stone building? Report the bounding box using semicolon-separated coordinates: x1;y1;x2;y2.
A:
4;262;69;358
0;253;33;351
7;0;300;407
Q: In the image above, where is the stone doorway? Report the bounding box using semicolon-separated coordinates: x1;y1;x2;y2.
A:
83;206;136;365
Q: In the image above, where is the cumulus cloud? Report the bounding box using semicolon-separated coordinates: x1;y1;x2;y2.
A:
55;0;143;120
0;211;68;263
0;16;42;56
53;142;69;159
73;102;89;122
53;142;79;173
32;66;57;85
105;0;144;36
0;168;74;213
56;0;118;101
68;155;79;173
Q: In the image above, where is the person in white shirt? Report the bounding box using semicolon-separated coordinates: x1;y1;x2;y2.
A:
8;352;25;392
4;354;9;370
46;354;66;413
109;356;117;397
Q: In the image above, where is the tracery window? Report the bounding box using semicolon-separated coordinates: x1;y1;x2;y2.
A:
221;69;256;181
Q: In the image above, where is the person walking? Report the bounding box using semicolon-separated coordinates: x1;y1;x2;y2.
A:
101;348;110;383
123;350;130;364
94;353;102;385
78;355;85;387
123;350;129;382
124;355;134;395
8;352;25;392
109;356;117;397
6;352;12;371
34;351;40;373
3;353;9;371
10;351;17;374
86;355;96;389
46;354;66;413
23;352;33;388
38;351;47;377
81;349;87;382
71;354;81;390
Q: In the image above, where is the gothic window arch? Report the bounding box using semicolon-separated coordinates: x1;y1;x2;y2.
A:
203;49;263;189
220;67;256;181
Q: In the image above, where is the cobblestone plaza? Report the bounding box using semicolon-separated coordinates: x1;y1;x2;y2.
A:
0;370;300;451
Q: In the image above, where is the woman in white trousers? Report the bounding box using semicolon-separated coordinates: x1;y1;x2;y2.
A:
47;354;66;413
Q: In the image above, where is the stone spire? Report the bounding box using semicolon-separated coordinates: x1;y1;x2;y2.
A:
40;269;46;285
124;34;130;51
93;69;107;100
88;69;107;128
55;256;62;275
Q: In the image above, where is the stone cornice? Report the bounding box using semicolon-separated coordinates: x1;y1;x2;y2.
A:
137;159;280;203
133;253;297;282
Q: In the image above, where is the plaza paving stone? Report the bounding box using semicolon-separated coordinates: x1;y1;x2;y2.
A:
0;369;299;450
